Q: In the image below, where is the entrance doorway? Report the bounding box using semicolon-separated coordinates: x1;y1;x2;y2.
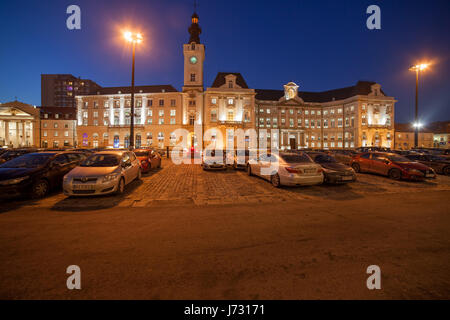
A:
289;138;296;150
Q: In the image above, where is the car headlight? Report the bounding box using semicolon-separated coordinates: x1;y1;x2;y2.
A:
102;173;120;182
323;168;338;174
0;176;29;185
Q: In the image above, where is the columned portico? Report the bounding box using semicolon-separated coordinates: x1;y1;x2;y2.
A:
0;101;40;147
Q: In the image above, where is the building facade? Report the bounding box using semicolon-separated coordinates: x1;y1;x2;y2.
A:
41;74;102;108
40;107;77;148
0;101;40;148
75;11;396;151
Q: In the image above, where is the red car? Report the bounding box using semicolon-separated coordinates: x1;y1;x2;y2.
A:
133;149;162;173
350;152;436;180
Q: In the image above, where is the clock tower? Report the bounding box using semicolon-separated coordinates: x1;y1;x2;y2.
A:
183;12;205;92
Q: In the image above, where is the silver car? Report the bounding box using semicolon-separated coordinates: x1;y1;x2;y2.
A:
63;150;141;196
246;152;324;187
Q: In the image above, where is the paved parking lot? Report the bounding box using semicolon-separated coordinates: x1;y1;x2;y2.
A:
1;159;450;299
2;158;450;212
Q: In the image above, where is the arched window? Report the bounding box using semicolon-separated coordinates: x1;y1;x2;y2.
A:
113;135;120;148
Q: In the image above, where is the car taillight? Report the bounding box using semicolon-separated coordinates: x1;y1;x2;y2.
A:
286;167;300;173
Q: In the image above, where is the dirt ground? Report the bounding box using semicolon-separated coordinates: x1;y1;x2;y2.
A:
0;162;449;299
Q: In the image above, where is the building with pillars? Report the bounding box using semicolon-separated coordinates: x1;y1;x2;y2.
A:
75;10;395;150
0;101;40;148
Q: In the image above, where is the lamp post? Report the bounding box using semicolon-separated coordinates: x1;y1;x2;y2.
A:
409;63;428;148
123;31;143;150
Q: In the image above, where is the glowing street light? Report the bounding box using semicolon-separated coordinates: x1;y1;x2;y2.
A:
123;30;143;149
409;62;430;148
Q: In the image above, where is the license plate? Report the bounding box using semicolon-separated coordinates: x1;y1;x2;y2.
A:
425;173;434;178
304;169;315;173
73;184;95;190
342;176;353;181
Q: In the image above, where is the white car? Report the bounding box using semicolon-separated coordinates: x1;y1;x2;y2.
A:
246;152;324;187
63;150;141;196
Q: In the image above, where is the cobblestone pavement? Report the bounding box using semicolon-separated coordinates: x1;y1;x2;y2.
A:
2;158;450;211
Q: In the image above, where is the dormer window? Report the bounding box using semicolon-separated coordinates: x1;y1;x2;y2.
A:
228;81;233;88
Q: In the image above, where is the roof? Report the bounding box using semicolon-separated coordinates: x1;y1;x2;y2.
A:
395;123;433;133
211;72;249;89
426;121;450;134
86;85;178;95
0;100;40;116
40;106;77;120
255;81;386;103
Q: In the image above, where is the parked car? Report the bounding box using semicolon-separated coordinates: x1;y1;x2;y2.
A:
0;148;39;164
202;149;227;170
350;152;436;180
332;149;358;165
134;148;162;173
246;152;323;187
307;152;356;184
0;151;87;198
63;150;141;196
404;154;450;175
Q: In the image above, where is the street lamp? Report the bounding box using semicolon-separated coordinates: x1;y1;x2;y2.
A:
409;63;429;148
123;31;143;150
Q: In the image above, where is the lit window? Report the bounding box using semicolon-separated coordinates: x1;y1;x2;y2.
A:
228;98;234;105
170;109;176;116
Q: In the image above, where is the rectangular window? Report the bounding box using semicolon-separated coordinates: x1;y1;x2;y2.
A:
191;73;196;82
147;118;153;124
159;118;164;125
170;118;176;125
159;110;164;117
211;98;217;104
159;99;164;106
148;99;153;106
210;110;217;122
170;109;176;116
93;111;98;118
170;99;176;107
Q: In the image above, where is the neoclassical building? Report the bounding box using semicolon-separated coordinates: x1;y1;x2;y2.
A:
0;101;40;148
75;11;396;150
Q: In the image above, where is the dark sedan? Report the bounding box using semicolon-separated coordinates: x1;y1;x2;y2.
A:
405;154;450;175
0;148;39;164
0;151;86;198
306;152;356;184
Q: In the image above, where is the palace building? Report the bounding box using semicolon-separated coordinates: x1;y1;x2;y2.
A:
75;11;396;150
0;101;40;148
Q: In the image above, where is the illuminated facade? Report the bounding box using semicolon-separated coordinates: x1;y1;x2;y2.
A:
0;101;40;148
40;107;77;148
75;11;396;150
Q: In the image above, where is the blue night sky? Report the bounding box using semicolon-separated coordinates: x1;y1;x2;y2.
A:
0;0;449;123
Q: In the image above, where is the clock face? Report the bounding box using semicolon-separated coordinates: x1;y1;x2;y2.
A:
190;56;198;64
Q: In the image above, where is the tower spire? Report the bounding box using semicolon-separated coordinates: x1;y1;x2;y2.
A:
188;1;201;44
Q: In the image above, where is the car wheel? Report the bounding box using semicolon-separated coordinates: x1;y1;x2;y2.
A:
443;166;450;175
271;173;281;188
388;168;402;180
247;164;252;176
31;179;49;199
116;177;125;194
351;163;360;173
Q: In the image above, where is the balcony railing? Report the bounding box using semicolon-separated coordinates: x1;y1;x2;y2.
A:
108;124;144;128
218;120;244;125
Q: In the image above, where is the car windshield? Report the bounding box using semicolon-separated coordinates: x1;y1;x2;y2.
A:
81;154;120;167
387;155;410;162
314;155;337;163
281;153;313;163
0;153;53;168
134;151;148;157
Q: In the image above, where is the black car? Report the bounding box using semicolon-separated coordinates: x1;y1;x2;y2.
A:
405;154;450;175
0;151;87;198
0;148;39;164
306;152;356;184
